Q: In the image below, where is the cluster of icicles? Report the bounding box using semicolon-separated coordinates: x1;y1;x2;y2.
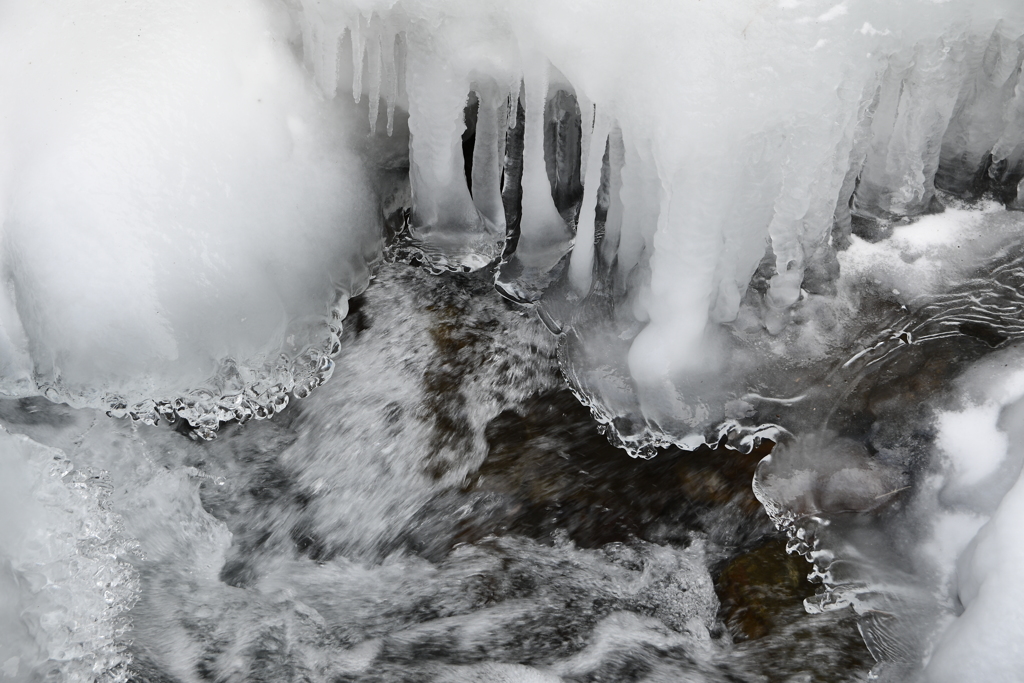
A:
47;0;1024;444
293;0;1024;452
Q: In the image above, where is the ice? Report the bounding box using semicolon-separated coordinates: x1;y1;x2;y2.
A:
568;110;612;294
918;348;1024;682
935;404;1009;489
494;60;577;303
286;4;1024;673
0;268;747;681
403;47;502;271
927;477;1024;683
8;0;1024;679
6;0;1024;443
0;0;380;429
470;83;509;232
750;275;1024;680
0;426;137;682
287;0;1024;449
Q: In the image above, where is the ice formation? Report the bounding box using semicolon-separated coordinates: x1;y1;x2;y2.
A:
0;0;380;435
4;0;1024;680
285;0;1024;453
0;426;137;682
4;0;1024;442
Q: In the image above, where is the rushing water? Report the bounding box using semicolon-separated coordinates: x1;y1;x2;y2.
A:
0;264;876;683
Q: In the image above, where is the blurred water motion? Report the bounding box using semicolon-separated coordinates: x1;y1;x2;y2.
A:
0;266;872;683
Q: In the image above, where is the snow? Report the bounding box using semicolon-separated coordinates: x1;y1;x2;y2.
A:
0;0;379;421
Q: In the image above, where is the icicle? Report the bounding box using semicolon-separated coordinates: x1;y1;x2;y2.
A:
1014;175;1024;208
471;80;507;231
405;59;468;204
401;44;501;272
298;0;348;99
500;87;526;241
856;35;966;218
548;89;584;212
518;58;568;258
367;29;382;133
600;125;626;270
300;10;316;72
834;80;881;248
763;142;820;327
708;134;783;325
493;57;576;302
615;135;658;289
568;110;612;294
350;15;366;104
992;61;1024;163
937;23;1023;196
763;77;865;327
627;162;723;390
508;79;521;129
380;30;398;136
315;24;343;98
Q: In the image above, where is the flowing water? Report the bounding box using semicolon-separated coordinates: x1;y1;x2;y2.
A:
5;2;1024;681
0;265;875;683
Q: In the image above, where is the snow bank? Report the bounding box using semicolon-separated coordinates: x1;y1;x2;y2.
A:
918;347;1024;682
0;0;380;431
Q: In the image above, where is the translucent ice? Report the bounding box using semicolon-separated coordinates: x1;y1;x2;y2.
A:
0;426;137;682
290;0;1024;449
